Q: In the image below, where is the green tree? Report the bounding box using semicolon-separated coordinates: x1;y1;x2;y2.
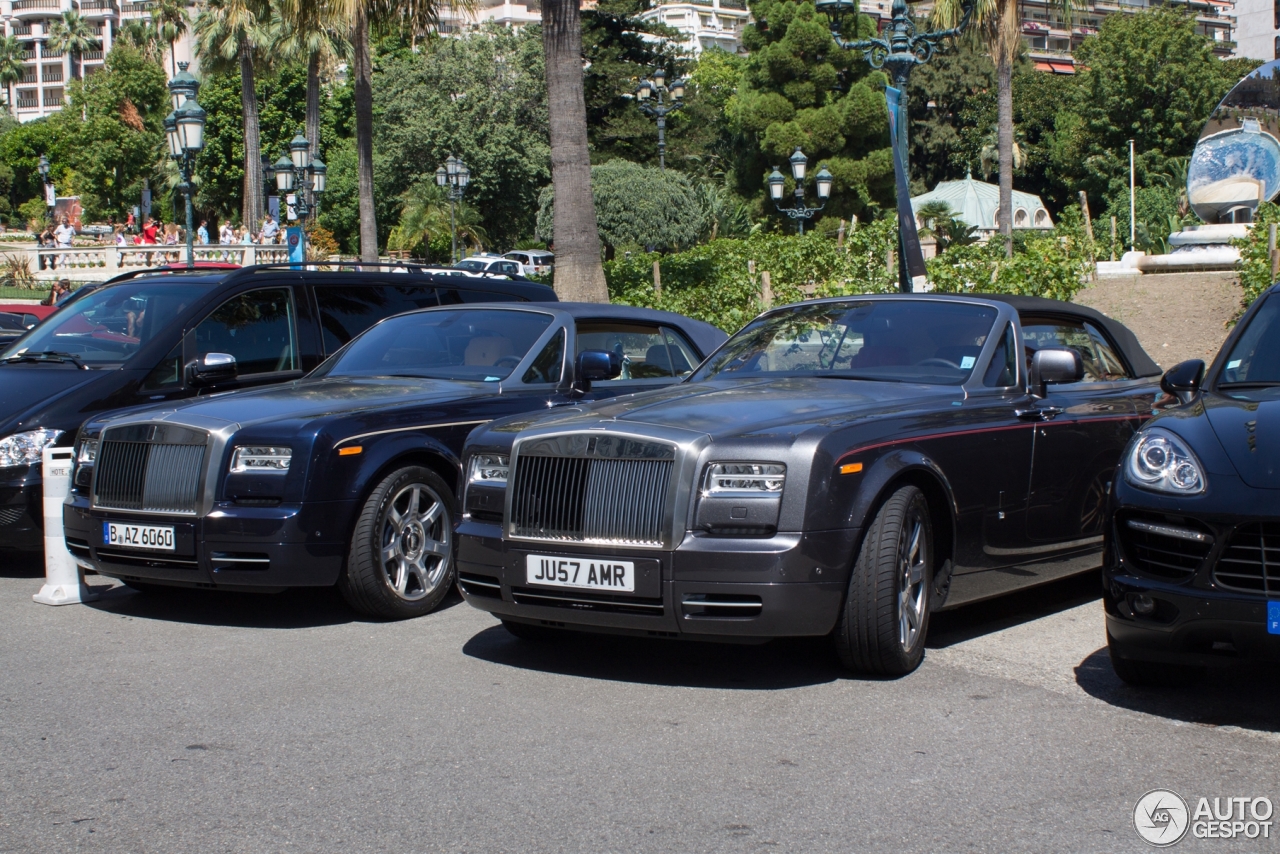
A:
906;30;997;193
151;0;190;76
277;0;349;168
0;36;25;111
195;0;275;231
114;20;165;64
46;10;99;81
537;159;704;257
387;181;487;260
373;24;549;251
731;0;894;227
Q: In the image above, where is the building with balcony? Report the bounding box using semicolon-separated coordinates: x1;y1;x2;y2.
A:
1232;0;1279;59
435;0;544;35
1;0;196;122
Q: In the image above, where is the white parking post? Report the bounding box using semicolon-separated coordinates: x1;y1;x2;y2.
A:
33;446;99;606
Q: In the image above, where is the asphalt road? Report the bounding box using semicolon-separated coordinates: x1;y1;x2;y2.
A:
1;556;1278;853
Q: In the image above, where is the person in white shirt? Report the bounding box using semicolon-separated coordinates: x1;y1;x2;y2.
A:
52;216;74;269
260;214;279;243
219;223;235;244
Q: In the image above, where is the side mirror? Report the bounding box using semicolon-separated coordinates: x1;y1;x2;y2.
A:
1160;359;1205;404
187;352;237;387
1029;347;1083;397
574;349;622;391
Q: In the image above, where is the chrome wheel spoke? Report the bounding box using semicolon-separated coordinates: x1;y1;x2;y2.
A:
381;544;399;565
377;480;453;602
420;501;443;527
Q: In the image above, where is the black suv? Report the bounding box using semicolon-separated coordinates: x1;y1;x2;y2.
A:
0;264;555;551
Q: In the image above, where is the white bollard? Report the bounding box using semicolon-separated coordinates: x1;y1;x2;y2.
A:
32;446;99;606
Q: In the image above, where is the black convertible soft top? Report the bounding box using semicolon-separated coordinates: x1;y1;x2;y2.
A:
977;294;1162;378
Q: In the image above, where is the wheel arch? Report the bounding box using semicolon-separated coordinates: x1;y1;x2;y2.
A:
338;436;465;550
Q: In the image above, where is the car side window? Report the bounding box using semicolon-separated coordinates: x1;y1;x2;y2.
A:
523;329;565;384
142;340;184;390
315;285;440;355
193;288;298;376
983;323;1018;387
1020;316;1130;382
576;321;693;382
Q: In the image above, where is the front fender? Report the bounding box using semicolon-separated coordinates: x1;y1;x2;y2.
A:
309;431;465;503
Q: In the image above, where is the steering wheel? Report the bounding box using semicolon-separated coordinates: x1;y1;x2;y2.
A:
916;358;963;370
492;355;522;369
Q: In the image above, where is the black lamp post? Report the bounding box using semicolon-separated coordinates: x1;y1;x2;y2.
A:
435;155;470;264
37;154;52;224
273;129;327;223
635;69;686;171
814;0;975;291
261;154;277;219
766;148;833;235
164;63;206;271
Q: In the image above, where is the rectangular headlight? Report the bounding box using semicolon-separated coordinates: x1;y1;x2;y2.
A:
704;462;785;494
230;446;292;473
469;454;509;485
76;438;98;465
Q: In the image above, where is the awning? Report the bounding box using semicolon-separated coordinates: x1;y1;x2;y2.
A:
1049;62;1076;74
1034;61;1055;72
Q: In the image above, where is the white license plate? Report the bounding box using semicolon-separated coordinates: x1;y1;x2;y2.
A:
525;554;635;592
103;522;175;552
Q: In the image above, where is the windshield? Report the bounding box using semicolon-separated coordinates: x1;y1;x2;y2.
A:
1221;295;1280;386
692;299;999;385
313;308;555;381
1;281;205;365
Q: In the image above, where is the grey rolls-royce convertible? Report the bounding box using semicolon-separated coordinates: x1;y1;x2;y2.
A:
455;294;1162;675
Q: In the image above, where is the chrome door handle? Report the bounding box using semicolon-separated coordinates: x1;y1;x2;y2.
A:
1016;406;1064;421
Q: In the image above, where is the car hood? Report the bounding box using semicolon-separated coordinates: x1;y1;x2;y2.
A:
118;376;493;432
540;377;958;441
0;364;104;434
1204;390;1280;489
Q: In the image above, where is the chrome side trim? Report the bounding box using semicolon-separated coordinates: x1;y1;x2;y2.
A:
983;535;1103;557
334;420;489;447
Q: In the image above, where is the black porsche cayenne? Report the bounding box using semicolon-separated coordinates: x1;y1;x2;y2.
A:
1105;283;1280;684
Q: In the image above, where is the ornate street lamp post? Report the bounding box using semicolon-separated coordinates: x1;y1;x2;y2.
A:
164;63;207;270
272;130;327;228
815;0;975;291
435;155;470;264
37;154;52;224
766;148;833;235
635;69;686;171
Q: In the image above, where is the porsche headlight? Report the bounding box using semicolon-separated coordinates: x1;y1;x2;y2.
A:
0;429;65;468
229;446;292;473
1125;428;1205;495
703;462;786;495
469;454;509;486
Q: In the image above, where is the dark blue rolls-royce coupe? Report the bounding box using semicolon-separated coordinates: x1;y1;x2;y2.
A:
63;303;725;618
1105;283;1280;684
456;294;1162;675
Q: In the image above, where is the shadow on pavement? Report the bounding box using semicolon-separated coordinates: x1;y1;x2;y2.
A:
85;581;465;630
463;624;847;690
1075;648;1280;734
927;570;1102;649
0;551;46;579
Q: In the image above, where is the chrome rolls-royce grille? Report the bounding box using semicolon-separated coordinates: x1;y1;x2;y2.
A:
510;434;675;547
93;423;208;515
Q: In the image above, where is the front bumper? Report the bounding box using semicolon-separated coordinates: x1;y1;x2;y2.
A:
64;494;356;590
456;520;858;640
0;466;43;551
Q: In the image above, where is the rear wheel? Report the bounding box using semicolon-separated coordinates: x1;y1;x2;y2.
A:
834;485;933;676
340;465;456;620
1107;633;1205;687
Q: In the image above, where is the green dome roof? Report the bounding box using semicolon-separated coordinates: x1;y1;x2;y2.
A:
910;172;1052;231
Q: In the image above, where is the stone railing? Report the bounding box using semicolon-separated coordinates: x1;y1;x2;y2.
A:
29;243;292;279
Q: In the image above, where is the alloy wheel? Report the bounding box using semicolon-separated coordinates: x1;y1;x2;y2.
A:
378;482;451;601
899;514;928;651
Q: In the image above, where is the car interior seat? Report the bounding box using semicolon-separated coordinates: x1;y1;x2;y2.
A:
464;336;514;366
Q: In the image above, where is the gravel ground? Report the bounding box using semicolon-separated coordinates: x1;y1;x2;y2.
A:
1076;272;1243;370
1;556;1278;854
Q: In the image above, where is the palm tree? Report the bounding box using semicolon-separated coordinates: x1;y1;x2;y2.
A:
195;0;274;231
933;0;1080;256
388;181;488;261
0;37;26;112
277;0;350;165
115;20;166;63
978;125;1024;181
151;0;191;77
541;0;608;301
46;10;98;81
321;0;453;263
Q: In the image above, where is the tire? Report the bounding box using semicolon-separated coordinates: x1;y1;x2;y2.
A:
339;465;457;620
834;485;933;676
501;619;564;642
1107;633;1204;687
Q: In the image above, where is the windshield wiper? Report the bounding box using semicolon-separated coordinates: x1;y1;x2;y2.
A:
812;372;906;383
4;351;87;368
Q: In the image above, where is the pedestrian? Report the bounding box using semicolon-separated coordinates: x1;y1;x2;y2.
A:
40;278;70;306
197;220;209;245
52;216;74;271
260;213;279;243
220;222;235;244
125;210;135;234
141;218;159;245
239;226;254;245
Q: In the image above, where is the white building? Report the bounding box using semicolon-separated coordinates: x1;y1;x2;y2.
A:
637;0;752;55
436;0;543;35
1232;0;1277;59
1;0;196;122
